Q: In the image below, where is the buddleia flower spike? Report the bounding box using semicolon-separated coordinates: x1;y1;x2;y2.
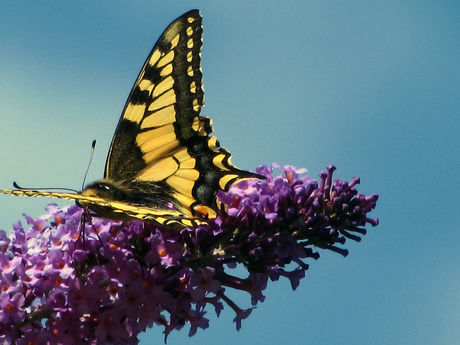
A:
0;10;379;345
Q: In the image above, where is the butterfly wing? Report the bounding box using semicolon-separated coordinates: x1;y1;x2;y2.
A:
0;10;263;228
102;9;262;220
105;9;205;182
1;189;192;227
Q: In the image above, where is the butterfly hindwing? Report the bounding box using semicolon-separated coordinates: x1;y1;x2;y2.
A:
3;189;193;228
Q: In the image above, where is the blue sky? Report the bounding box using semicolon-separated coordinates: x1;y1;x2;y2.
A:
1;1;459;344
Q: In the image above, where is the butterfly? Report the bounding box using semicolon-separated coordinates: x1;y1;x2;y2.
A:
0;9;262;228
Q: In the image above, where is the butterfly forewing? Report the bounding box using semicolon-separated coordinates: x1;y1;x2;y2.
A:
105;10;204;181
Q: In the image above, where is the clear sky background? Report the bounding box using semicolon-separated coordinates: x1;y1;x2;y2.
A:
0;1;459;344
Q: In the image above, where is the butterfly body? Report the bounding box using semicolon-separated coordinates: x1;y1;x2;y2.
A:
1;10;262;228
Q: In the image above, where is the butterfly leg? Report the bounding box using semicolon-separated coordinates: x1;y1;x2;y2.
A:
77;207;106;248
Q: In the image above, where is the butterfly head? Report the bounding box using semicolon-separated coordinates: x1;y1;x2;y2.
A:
80;180;126;201
80;180;127;202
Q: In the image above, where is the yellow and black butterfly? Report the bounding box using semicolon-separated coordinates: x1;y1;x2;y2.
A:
0;10;262;228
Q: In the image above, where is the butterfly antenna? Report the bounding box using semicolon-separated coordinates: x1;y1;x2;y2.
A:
82;140;97;190
12;182;79;193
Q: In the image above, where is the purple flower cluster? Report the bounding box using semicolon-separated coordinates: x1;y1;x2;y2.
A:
0;165;378;344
